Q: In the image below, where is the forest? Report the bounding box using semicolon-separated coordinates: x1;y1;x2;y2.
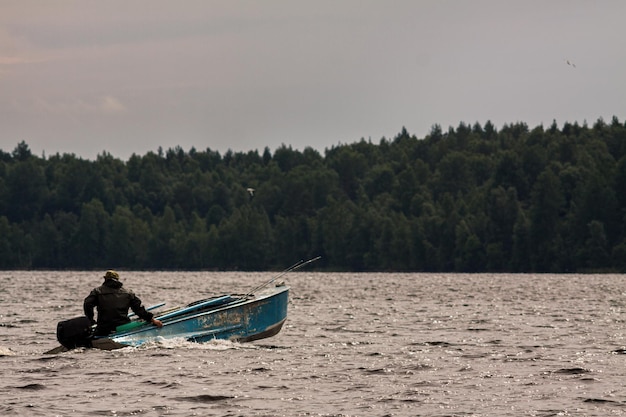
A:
1;116;626;272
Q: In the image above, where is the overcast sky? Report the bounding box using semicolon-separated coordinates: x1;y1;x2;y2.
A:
1;1;625;160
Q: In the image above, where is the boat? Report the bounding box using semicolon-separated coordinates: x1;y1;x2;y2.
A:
115;284;288;347
46;284;289;354
46;257;320;354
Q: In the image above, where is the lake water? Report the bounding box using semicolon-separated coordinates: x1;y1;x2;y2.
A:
1;271;626;416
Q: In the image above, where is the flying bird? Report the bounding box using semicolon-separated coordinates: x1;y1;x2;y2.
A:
565;59;576;68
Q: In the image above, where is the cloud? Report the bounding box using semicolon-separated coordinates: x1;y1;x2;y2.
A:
0;54;49;78
100;95;126;114
0;25;51;79
0;56;31;65
13;94;127;117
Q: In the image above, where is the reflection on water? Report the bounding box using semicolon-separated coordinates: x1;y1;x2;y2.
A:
1;271;626;416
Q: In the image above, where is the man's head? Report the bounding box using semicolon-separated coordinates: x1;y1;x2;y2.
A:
103;270;120;281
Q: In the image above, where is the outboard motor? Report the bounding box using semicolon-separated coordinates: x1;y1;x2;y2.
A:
56;316;93;349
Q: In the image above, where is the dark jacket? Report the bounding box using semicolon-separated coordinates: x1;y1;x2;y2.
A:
83;279;154;336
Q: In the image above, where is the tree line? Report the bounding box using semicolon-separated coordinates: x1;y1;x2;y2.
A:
2;116;626;272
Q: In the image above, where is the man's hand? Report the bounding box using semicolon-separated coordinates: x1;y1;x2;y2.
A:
151;318;163;328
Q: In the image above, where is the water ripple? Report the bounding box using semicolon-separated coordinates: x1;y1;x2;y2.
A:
2;271;626;416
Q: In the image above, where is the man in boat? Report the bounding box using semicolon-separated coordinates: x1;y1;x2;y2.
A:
84;270;163;336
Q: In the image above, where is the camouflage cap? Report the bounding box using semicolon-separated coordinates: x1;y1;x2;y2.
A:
103;270;120;280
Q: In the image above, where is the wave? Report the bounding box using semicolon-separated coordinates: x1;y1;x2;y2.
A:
134;337;257;351
0;346;16;356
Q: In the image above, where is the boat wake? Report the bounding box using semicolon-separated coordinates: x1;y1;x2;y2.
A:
135;337;257;351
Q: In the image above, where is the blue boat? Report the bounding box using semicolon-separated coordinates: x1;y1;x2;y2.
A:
47;284;289;353
107;284;289;348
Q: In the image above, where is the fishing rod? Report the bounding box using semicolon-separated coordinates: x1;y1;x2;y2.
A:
246;256;321;297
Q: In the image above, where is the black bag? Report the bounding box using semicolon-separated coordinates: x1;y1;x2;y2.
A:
56;316;93;349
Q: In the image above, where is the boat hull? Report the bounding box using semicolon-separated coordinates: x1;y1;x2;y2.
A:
107;285;289;348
